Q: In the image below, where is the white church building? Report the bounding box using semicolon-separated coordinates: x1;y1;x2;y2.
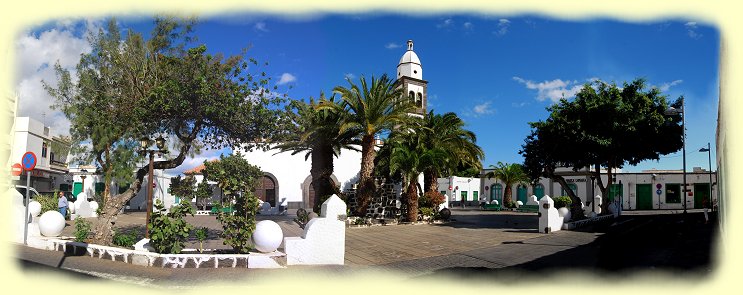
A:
183;40;430;210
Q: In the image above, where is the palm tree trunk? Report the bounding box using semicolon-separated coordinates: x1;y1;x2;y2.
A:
311;144;336;210
503;185;513;205
406;180;419;222
423;168;439;194
356;135;377;216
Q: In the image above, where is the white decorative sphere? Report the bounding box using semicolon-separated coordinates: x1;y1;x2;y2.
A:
557;207;571;222
252;220;283;253
90;201;99;212
28;201;42;217
38;211;66;237
493;200;499;205
516;201;524;206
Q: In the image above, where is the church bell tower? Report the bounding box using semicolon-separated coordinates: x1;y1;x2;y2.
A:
396;40;428;117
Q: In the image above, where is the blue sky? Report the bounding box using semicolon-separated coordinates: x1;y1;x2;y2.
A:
17;14;719;174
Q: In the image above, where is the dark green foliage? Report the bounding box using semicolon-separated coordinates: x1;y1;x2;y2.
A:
521;78;683;215
74;218;92;243
484;162;529;206
203;153;263;253
554;196;573;209
148;199;195;254
194;227;209;253
170;175;196;201
36;193;58;215
112;230;138;248
194;180;213;211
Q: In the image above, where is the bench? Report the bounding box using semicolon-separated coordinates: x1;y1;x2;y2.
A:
210;207;234;214
481;203;502;211
516;204;539;213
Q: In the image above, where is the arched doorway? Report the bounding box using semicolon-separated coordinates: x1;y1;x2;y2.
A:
516;184;528;204
302;175;340;210
254;173;279;206
534;183;545;199
490;183;502;204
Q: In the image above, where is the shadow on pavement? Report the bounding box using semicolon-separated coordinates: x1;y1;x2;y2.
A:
425;212;718;281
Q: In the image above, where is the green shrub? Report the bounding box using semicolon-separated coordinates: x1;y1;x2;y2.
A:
419;207;435;217
554;196;573;209
73;218;91;242
148;199;194;254
194;227;209;253
36;193;58;215
294;208;310;229
112;230;138;248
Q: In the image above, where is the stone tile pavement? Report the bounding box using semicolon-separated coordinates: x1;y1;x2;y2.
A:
60;209;570;268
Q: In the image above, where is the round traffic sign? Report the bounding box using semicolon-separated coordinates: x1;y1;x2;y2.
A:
656;189;662;195
656;183;662;189
22;152;37;171
11;163;22;176
153;182;157;189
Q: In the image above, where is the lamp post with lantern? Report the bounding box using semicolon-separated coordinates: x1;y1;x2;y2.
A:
140;136;168;238
699;142;713;210
665;98;687;215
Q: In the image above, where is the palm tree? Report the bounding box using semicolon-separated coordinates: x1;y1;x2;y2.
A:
320;74;414;216
275;94;358;208
386;126;448;222
418;111;484;194
484;162;529;205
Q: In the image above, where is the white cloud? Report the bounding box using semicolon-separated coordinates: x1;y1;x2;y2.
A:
463;22;474;30
494;18;510;36
513;76;585;102
254;22;268;32
511;101;529;108
472;101;495;116
685;22;702;39
385;42;401;49
277;73;297;85
14;22;98;137
437;18;454;29
656;79;684;92
344;73;356;80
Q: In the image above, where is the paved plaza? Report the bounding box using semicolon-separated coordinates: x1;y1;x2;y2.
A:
59;209;569;266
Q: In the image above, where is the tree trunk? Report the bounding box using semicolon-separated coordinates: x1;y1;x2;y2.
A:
88;139;193;245
594;164;612;213
310;144;336;211
552;174;586;220
406;179;418;222
423;168;439;194
503;185;513;205
355;135;377;216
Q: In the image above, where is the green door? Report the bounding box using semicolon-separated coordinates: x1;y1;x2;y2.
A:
461;191;468;202
636;184;653;210
516;185;527;204
608;184;623;202
694;183;710;209
72;182;83;196
534;184;544;198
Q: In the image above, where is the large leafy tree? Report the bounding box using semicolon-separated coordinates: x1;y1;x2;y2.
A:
275;94;358;207
484;162;529;205
520;79;683;215
44;17;286;245
319;74;414;216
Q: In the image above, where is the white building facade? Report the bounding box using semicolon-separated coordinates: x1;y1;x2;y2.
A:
10;117;70;192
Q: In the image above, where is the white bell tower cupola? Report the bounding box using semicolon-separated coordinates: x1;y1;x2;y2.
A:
395;39;427;117
397;40;423;80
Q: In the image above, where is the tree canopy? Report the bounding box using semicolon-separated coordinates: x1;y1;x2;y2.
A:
44;17;287;244
521;78;683;214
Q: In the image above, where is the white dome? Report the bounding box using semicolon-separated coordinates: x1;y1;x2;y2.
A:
398;50;421;66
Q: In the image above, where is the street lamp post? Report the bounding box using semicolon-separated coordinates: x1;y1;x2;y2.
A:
666;98;687;215
80;168;88;199
699;143;712;210
140;136;168;239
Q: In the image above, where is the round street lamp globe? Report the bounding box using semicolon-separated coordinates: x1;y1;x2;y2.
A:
252;220;283;253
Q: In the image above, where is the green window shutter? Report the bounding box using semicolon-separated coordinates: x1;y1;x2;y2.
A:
95;182;105;194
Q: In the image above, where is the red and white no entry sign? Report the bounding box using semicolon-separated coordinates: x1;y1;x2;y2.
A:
11;163;22;176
